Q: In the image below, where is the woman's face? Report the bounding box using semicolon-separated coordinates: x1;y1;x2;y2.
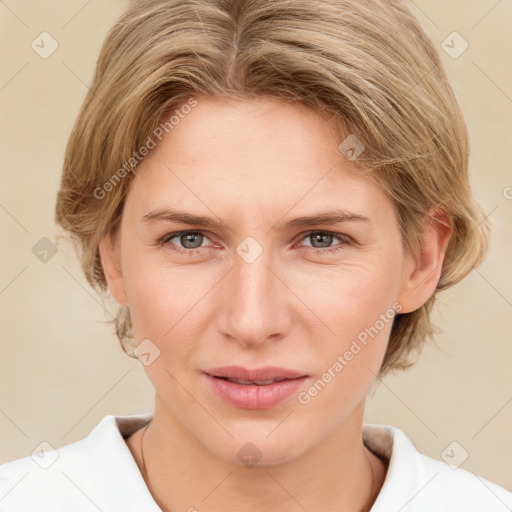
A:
103;97;419;465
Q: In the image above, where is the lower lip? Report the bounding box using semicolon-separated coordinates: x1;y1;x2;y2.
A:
205;374;308;410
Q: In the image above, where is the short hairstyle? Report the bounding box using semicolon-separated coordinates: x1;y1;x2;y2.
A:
55;0;490;378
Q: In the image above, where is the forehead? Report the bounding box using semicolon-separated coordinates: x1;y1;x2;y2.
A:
147;97;343;174
124;97;390;223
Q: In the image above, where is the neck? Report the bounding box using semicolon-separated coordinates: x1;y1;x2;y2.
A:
129;397;387;512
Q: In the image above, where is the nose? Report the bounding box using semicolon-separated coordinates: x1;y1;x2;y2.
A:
217;244;293;349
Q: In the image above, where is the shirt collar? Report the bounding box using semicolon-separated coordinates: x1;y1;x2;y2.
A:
75;413;160;510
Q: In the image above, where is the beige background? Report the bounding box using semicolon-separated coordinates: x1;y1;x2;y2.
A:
1;0;511;492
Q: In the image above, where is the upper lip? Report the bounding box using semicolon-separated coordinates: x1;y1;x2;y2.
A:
205;366;308;381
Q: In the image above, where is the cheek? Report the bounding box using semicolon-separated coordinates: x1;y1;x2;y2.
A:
290;256;401;341
124;267;210;394
288;252;402;397
294;269;396;423
122;253;218;363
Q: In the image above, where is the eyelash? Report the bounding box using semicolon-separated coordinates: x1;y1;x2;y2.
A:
159;230;352;257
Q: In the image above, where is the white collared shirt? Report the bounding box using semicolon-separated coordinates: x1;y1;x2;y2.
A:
1;414;511;511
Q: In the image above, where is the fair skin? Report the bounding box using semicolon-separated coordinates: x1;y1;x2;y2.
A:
100;97;452;512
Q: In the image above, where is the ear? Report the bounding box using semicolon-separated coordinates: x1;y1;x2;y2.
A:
98;230;129;308
397;207;453;314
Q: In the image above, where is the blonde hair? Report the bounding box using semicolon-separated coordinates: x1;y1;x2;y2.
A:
55;0;490;378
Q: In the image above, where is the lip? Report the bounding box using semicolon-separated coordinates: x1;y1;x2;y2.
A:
204;366;309;410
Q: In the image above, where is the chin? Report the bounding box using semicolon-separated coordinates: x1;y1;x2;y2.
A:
203;428;307;468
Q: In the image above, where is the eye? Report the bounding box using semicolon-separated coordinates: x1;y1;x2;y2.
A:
159;229;352;257
160;231;213;256
295;230;351;255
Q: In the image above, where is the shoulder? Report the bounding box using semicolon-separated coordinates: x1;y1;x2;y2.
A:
363;423;512;511
0;414;159;512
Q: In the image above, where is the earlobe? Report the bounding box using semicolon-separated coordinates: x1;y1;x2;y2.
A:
98;233;128;308
397;207;453;314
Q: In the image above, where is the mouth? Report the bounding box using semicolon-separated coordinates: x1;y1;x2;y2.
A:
203;366;309;409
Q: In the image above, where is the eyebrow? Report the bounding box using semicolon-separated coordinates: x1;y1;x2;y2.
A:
142;207;371;230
